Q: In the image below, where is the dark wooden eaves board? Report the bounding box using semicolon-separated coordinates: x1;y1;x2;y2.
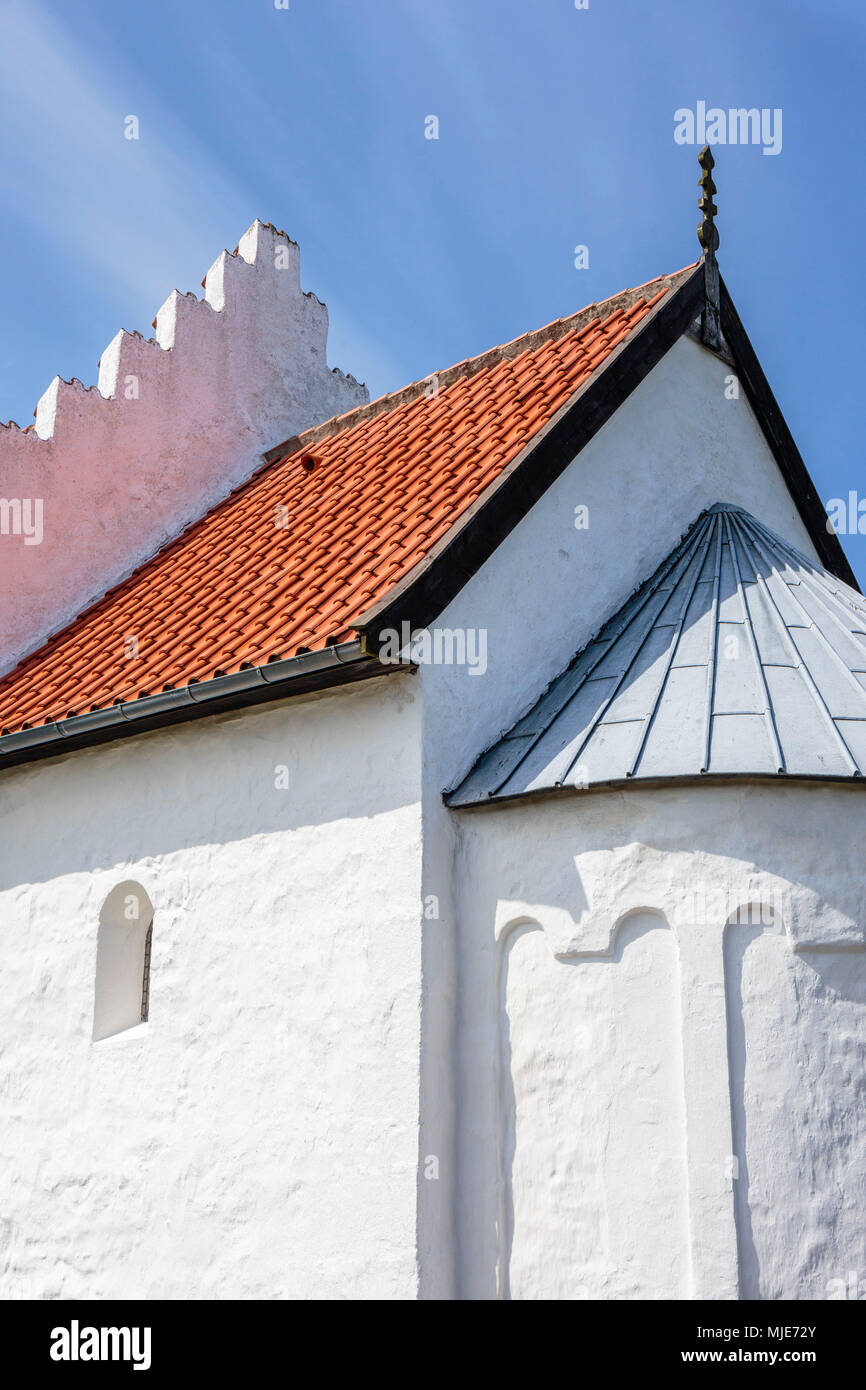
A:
356;264;859;655
356;266;706;649
719;277;859;590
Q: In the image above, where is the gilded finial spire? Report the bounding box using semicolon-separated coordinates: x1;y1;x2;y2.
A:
697;145;721;349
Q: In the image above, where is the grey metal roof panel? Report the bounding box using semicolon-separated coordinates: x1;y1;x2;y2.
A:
446;504;866;807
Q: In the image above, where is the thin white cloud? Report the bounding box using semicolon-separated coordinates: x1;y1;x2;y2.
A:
0;4;252;297
0;1;404;398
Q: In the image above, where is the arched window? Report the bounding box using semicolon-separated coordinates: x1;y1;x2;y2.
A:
93;881;155;1041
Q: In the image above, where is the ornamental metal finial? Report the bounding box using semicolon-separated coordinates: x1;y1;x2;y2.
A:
697;144;719;255
697;145;721;349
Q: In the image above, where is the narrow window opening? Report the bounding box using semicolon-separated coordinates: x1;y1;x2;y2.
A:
93;880;155;1041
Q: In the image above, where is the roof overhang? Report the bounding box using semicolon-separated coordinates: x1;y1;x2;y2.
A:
448;770;866;812
0;641;412;773
355;263;857;659
1;258;854;775
446;503;866;808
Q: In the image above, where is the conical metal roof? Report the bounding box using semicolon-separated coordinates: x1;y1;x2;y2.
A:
447;504;866;806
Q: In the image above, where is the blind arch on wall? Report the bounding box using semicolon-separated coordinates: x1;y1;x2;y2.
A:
93;881;155;1041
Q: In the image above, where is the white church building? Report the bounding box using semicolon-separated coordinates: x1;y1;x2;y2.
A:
1;156;864;1301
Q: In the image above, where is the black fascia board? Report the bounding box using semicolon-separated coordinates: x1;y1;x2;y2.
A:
354;264;706;651
0;641;411;773
719;276;859;590
355;265;858;661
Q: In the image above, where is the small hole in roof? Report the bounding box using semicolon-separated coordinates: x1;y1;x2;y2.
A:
301;455;316;472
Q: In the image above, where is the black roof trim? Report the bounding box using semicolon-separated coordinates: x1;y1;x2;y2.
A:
0;641;410;773
718;276;858;589
355;264;707;650
355;264;858;657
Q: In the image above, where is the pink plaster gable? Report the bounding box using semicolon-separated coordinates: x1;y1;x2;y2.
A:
0;220;367;677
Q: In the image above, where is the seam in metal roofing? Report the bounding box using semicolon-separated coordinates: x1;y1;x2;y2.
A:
447;504;866;807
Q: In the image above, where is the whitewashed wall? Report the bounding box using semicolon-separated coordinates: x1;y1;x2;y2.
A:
499;911;691;1299
0;672;423;1300
450;784;866;1300
0;328;852;1302
414;333;854;1300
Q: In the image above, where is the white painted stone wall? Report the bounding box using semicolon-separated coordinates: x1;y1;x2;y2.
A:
450;784;866;1300
499;912;691;1299
0;220;367;677
411;333;854;1299
728;925;866;1300
0;327;855;1301
0;672;423;1300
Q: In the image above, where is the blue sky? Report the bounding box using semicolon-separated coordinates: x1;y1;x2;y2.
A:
2;0;864;576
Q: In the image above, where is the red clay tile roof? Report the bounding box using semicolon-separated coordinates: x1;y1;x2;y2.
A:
0;267;694;736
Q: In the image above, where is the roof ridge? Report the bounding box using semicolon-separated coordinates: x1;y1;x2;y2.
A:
263;263;698;464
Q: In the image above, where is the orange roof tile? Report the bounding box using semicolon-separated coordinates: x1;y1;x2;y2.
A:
0;269;694;737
